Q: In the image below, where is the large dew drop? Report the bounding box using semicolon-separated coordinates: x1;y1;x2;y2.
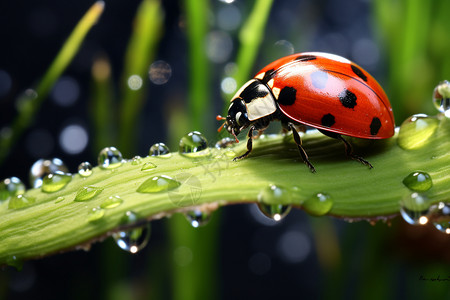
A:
149;143;171;157
429;202;450;234
29;158;68;188
78;162;93;177
432;80;450;117
185;209;211;228
74;186;104;202
41;172;72;193
257;184;292;221
0;177;25;202
8;194;36;209
302;192;333;216
137;175;181;193
400;192;430;225
113;211;151;253
179;131;210;158
98;147;123;169
402;171;433;192
397;114;439;150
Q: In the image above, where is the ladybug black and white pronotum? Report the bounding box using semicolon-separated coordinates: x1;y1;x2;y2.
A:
217;52;395;172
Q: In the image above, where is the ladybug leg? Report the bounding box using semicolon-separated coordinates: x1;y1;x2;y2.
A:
288;123;316;173
233;126;255;161
337;135;373;169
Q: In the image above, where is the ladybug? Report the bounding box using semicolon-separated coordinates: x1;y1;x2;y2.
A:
217;52;395;172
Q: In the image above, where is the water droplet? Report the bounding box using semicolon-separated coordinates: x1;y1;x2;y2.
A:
179;131;210;157
257;184;292;221
0;177;25;202
29;158;68;188
8;194;36;209
131;156;143;165
185;209;211;228
397;114;439;150
149;143;171;157
88;207;105;222
429;202;450;234
402;171;433;192
302;192;333;216
113;211;151;253
6;255;24;271
78;162;93;177
55;196;65;203
100;195;123;209
141;162;157;171
432;80;450;117
215;137;236;149
137;175;181;193
41;171;72;193
400;192;430;225
74;186;104;202
98;147;123;169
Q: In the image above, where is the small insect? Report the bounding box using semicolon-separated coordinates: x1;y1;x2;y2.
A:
217;52;395;172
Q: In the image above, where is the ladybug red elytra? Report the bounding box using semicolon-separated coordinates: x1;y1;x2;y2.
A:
217;52;395;172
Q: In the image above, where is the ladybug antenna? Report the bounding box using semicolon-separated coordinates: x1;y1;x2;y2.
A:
216;115;227;133
217;121;226;133
231;128;239;143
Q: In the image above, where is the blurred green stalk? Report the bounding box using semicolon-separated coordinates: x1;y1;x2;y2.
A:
118;0;164;157
0;1;105;165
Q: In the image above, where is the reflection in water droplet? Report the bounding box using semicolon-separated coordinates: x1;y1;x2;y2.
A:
0;177;25;202
432;80;450;117
78;162;93;177
429;202;450;234
397;114;439;150
185;209;211;228
41;172;72;193
137;175;181;193
302;192;333;216
179;131;210;157
29;158;68;188
8;194;36;209
88;207;105;222
148;60;172;85
113;211;151;253
257;184;291;221
149;143;171;157
141;162;157;171
400;192;430;225
215;137;236;149
74;186;104;202
402;171;433;192
98;147;123;169
100;195;123;209
131;156;143;165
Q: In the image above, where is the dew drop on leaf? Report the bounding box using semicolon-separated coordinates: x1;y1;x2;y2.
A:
29;158;68;188
131;156;143;165
100;195;123;209
0;177;25;202
8;194;36;209
149;143;171;157
55;196;65;203
137;175;181;193
402;171;433;192
179;131;210;158
112;211;151;253
397;114;439;150
78;161;93;177
302;192;333;216
6;255;24;271
141;162;157;171
41;171;72;193
429;202;450;234
74;186;104;202
185;209;211;228
432;80;450;117
98;147;123;169
88;207;105;222
400;192;430;225
257;184;292;221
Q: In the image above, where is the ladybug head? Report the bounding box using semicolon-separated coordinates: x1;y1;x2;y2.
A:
217;99;250;142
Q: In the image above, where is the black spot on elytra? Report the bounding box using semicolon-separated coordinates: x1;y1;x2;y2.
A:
339;89;357;109
321;113;335;127
351;65;368;82
295;55;317;62
277;86;297;105
240;81;269;103
370;117;381;135
260;69;277;84
310;71;328;89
